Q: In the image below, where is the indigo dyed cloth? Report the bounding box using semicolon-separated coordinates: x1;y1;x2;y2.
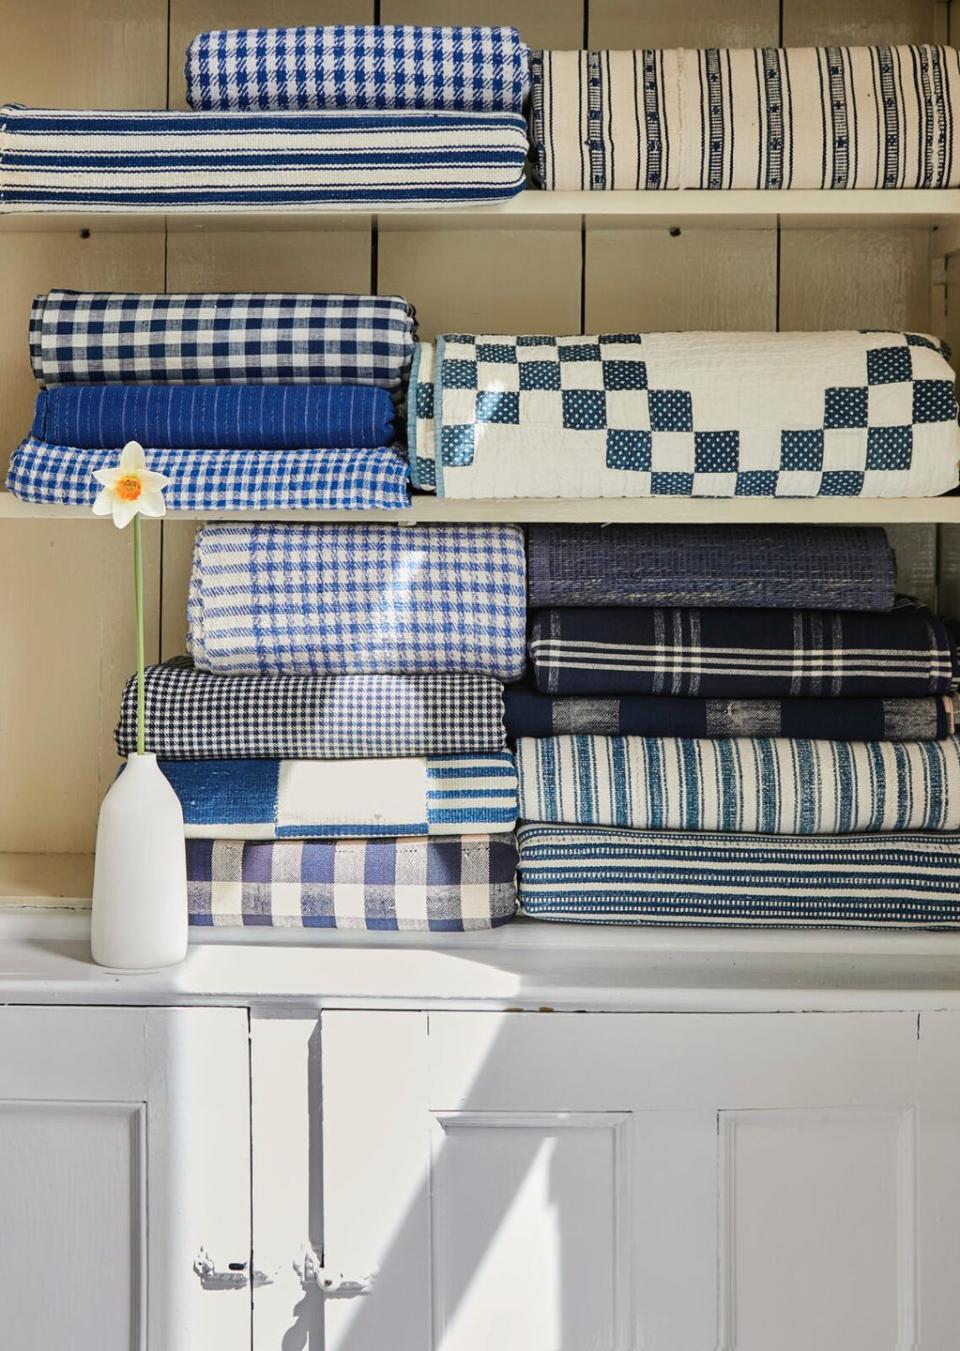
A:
6;439;409;512
0;106;529;211
516;734;960;834
408;332;960;499
531;47;960;190
32;384;395;450
517;823;960;929
118;658;506;759
186;26;529;113
504;687;955;743
527;524;896;610
187;522;527;679
163;752;517;839
187;834;518;930
30;290;417;391
529;599;957;698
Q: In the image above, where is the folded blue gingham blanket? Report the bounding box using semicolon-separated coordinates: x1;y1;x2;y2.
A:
0;106;529;212
187;834;518;930
31;384;395;451
516;733;960;834
6;439;410;512
503;688;955;743
117;658;506;759
531;47;960;190
187;522;527;678
408;332;960;499
186;26;530;113
517;823;960;929
529;598;957;698
526;524;896;610
162;752;517;838
30;290;417;391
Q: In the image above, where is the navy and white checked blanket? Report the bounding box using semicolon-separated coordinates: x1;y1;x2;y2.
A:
531;47;960;190
6;439;410;512
186;26;529;113
31;384;395;450
0;106;529;212
117;658;506;759
408;332;960;499
187;523;527;678
30;290;417;391
529;599;957;697
504;688;955;743
162;752;517;839
517;824;960;929
516;734;960;834
527;524;896;610
188;834;518;930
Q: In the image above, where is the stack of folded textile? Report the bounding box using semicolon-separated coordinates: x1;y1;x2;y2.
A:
512;524;960;928
116;522;527;931
7;289;415;511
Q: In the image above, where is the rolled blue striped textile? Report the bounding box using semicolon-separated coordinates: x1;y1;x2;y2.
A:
526;524;896;610
187;834;518;930
32;384;395;451
5;438;410;512
529;599;957;698
162;752;517;839
185;26;530;113
30;290;417;391
0;106;529;212
187;522;527;679
516;823;960;929
503;687;955;743
515;734;960;834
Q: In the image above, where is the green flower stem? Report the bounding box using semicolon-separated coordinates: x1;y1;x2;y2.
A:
134;513;145;756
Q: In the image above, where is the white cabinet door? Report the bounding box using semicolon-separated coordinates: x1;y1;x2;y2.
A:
0;1006;251;1351
319;1010;960;1351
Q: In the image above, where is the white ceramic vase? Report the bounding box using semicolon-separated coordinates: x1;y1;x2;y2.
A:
91;752;189;970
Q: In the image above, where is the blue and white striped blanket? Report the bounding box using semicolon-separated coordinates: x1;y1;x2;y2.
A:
186;26;530;113
517;824;960;929
516;734;960;834
163;753;517;839
6;439;410;512
0;106;528;212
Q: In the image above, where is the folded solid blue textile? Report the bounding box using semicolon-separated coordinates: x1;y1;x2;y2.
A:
31;384;395;450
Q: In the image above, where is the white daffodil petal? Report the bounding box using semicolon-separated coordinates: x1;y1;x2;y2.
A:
138;493;167;518
139;469;171;492
92;467;123;488
113;498;140;529
92;489;114;515
119;441;146;472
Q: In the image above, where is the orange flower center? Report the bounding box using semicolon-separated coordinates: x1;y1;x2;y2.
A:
115;475;142;502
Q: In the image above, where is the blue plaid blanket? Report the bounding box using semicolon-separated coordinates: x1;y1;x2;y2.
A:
517;824;960;929
187;523;527;678
6;439;410;512
30;290;417;391
186;26;530;113
188;834;518;930
0;106;529;212
31;384;395;451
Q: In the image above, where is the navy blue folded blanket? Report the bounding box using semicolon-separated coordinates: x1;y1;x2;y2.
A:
31;383;396;450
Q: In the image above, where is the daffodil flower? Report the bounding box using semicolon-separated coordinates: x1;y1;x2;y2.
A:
92;440;169;528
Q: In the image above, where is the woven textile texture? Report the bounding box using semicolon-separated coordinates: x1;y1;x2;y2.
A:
517;823;960;929
187;523;527;678
188;834;518;930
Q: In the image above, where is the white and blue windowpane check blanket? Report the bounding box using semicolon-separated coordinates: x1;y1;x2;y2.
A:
408;331;960;498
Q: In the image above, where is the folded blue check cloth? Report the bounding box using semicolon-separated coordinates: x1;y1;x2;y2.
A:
187;522;527;678
516;733;960;833
517;823;960;929
6;439;410;511
31;384;395;450
163;752;517;838
187;834;518;930
529;598;957;697
186;26;530;113
30;290;417;391
0;106;529;212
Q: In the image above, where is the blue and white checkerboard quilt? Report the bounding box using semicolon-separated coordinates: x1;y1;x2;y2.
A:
408;331;960;498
